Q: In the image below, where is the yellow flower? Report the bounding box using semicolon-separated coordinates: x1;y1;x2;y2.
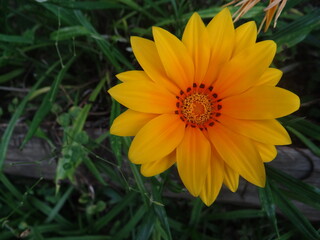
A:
108;8;300;206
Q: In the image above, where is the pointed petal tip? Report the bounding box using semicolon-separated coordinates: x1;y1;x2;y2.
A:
228;186;238;193
256;177;266;188
220;7;231;15
152;26;162;35
130;35;138;45
190;12;201;18
130;36;152;49
200;197;215;207
261;40;277;54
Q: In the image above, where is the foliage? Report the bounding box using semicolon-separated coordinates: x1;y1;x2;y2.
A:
0;0;319;239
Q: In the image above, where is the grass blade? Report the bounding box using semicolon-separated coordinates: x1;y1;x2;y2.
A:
20;56;76;149
270;182;320;240
0;60;60;170
259;181;279;237
0;68;25;84
94;191;137;231
266;165;320;209
286;126;320;156
271;9;320;52
113;205;147;240
45;186;74;223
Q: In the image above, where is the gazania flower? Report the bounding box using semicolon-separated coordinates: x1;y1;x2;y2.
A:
225;0;287;32
108;8;299;206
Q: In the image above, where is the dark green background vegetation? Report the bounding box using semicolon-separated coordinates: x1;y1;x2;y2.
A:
0;0;319;239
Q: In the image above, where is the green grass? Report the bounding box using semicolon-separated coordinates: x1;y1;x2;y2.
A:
1;0;320;239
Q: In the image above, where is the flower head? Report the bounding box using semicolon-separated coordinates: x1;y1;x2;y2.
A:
108;8;300;206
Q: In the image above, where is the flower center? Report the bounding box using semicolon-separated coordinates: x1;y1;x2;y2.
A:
175;83;222;130
182;93;212;125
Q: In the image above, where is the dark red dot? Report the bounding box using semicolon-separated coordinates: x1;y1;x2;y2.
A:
191;125;196;128
209;122;215;126
212;93;218;98
176;96;180;99
200;127;203;131
200;84;205;88
180;116;185;122
176;102;180;108
217;99;222;102
217;105;222;110
187;87;191;92
180;90;184;95
193;83;197;88
175;110;179;114
208;86;213;91
216;112;221;117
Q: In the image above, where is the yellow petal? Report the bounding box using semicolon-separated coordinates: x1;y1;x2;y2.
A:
176;127;211;197
223;163;239;192
110;109;158;136
200;146;224;206
208;123;266;187
108;81;176;114
219;115;292;145
140;151;176;177
254;141;277;162
116;70;152;82
153;27;194;90
233;21;257;56
182;12;210;84
130;36;179;94
216;40;276;98
129;114;185;164
222;86;300;119
255;68;282;86
203;8;235;86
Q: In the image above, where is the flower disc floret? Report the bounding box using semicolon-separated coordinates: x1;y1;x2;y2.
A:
175;84;222;129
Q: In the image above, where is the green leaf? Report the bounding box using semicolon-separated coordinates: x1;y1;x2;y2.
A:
0;60;60;170
0;33;33;44
189;198;203;226
271;9;320;52
49;0;124;10
0;174;23;200
30;197;72;226
45;186;74;223
151;181;172;240
0;68;24;84
135;210;155;240
20;56;76;149
282;116;320;141
259;181;279;237
270;182;320;240
94;191;136;231
206;209;265;220
129;162;148;206
286;126;320;156
112;205;147;240
70;76;106;138
45;236;111;240
266;166;320;210
82;157;107;186
50;26;91;41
